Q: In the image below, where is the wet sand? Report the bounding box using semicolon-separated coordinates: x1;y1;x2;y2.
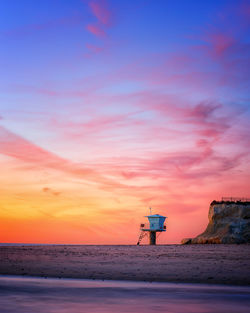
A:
0;245;250;285
1;276;250;313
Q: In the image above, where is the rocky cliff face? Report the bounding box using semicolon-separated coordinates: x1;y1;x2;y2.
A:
182;201;250;244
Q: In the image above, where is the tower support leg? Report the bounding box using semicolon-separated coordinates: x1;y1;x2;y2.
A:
149;231;156;245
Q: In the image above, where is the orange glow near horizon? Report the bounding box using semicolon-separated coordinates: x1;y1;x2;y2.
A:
1;151;249;244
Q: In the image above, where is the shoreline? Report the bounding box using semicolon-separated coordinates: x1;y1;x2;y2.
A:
2;274;250;291
1;273;250;288
1;244;250;286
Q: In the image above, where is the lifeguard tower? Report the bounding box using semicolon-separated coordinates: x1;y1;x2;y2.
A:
137;209;167;245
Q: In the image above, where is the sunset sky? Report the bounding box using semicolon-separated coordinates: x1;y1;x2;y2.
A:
0;0;250;244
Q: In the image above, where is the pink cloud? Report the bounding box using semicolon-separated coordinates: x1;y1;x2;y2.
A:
128;92;233;140
0;125;143;194
0;125;101;181
86;23;106;37
203;32;236;57
85;0;113;43
89;0;112;26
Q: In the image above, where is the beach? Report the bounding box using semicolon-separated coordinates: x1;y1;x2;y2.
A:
0;244;250;285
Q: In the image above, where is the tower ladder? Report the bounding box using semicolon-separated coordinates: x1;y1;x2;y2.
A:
137;230;147;245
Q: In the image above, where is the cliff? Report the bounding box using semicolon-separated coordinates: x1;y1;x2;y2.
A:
182;201;250;244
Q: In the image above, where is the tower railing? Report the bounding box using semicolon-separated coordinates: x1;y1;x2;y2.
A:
221;197;250;202
140;223;150;229
140;223;166;231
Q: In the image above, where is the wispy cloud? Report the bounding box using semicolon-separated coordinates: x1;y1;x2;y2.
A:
89;0;112;26
85;0;113;52
0;125;97;179
42;187;61;196
86;23;106;38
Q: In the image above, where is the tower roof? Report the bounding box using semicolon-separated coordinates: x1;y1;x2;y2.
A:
145;214;166;218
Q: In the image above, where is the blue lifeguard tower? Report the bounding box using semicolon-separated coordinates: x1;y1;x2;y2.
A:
137;209;167;245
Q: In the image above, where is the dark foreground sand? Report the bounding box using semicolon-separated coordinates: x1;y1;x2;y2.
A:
0;245;250;285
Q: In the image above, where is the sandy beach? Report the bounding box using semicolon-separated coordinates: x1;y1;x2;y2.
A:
0;244;250;285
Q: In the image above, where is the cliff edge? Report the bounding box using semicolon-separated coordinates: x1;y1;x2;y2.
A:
182;201;250;244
